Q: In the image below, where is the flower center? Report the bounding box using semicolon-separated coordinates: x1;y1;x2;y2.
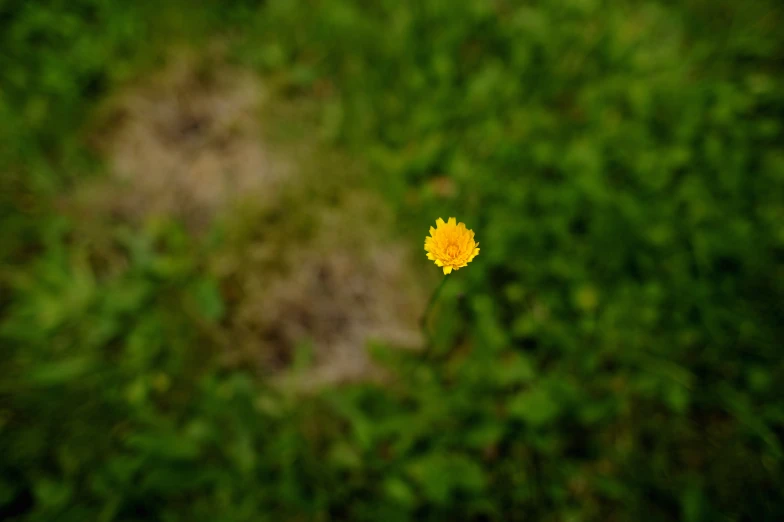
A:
446;243;460;258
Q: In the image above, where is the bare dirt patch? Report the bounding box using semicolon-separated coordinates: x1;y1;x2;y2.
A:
214;189;426;388
78;48;288;231
72;49;427;386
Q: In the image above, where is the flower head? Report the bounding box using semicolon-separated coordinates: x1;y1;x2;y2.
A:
425;217;480;275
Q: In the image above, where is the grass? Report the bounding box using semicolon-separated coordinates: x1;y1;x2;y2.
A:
1;0;783;521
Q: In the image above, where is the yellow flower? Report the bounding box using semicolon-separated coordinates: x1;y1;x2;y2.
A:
425;217;480;275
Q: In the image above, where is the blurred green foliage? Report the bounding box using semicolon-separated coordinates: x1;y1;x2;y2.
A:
2;0;784;521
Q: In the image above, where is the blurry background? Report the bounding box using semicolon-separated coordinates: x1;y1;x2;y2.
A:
1;0;783;520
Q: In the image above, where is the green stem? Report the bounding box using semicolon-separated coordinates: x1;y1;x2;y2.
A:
421;275;450;352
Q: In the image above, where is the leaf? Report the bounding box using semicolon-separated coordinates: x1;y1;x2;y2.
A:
508;388;560;427
383;477;415;507
125;432;202;462
497;353;536;386
190;278;225;321
29;357;93;386
406;453;486;504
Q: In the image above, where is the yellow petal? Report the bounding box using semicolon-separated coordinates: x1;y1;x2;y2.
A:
426;217;478;272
